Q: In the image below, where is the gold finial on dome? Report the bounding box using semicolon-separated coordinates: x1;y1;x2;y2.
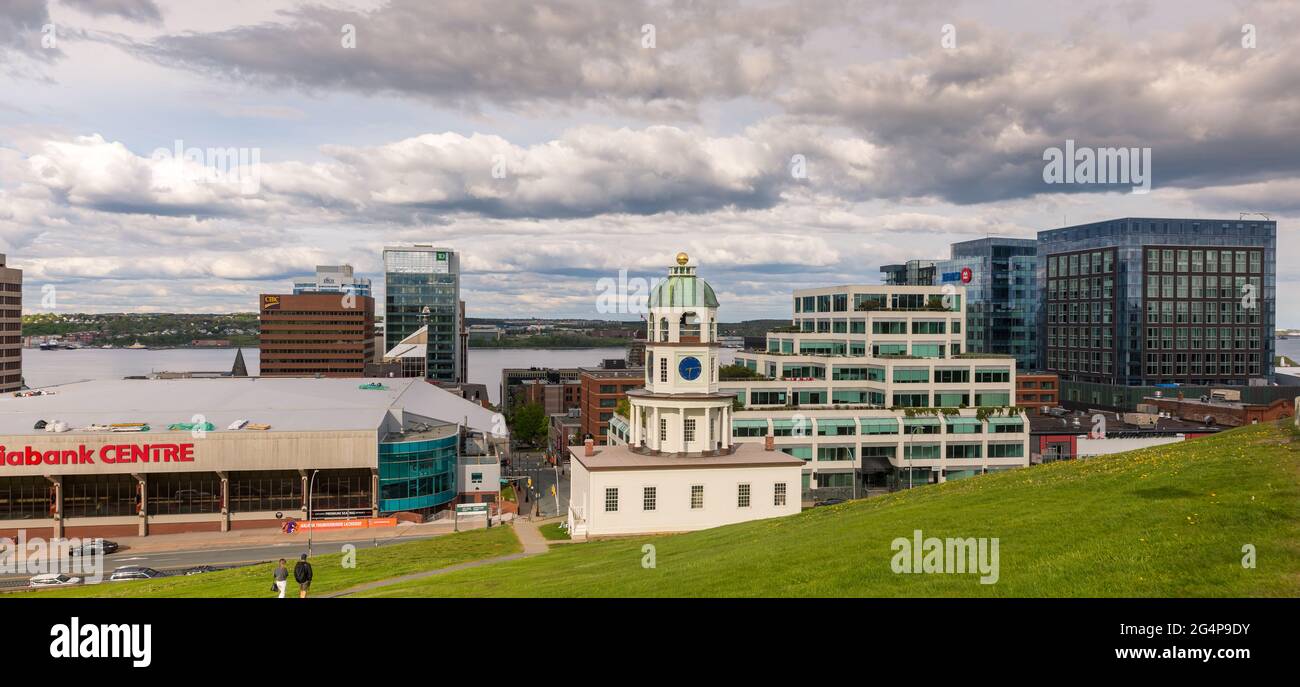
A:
675;251;689;266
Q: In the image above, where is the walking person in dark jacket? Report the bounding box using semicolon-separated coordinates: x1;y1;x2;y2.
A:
293;553;313;598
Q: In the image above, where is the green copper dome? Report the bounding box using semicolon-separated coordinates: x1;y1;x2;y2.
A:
649;258;719;309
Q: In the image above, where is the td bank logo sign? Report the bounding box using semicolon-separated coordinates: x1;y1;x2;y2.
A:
50;617;152;668
890;529;1000;585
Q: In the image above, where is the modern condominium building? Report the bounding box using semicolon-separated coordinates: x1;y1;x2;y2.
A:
383;246;463;383
609;282;1030;499
292;264;372;297
1037;217;1276;391
0;255;20;393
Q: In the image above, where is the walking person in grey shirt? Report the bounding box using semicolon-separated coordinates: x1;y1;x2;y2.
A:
273;559;289;598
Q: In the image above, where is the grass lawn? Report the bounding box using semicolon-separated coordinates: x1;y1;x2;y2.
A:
15;524;521;599
539;522;570;541
500;484;516;502
357;421;1300;597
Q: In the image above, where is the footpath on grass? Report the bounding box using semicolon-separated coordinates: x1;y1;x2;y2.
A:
323;516;556;597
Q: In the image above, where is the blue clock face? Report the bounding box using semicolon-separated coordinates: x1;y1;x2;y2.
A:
678;356;703;381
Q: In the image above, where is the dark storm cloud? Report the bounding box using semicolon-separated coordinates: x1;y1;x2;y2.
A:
128;0;847;117
781;8;1300;205
61;0;161;23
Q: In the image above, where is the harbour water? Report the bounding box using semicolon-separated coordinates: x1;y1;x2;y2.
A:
15;340;1299;404
17;346;629;405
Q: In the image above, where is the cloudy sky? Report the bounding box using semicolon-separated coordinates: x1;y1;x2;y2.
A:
1;0;1297;323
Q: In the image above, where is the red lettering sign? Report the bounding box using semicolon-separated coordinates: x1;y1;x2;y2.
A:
0;444;194;468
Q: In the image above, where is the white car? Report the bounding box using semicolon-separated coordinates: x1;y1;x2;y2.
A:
30;573;83;588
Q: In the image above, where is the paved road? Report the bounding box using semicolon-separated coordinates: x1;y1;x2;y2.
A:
504;451;569;518
0;532;445;587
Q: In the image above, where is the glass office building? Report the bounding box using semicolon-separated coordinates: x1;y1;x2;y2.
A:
933;238;1039;371
292;264;372;297
881;238;1040;371
1037;217;1276;388
384;246;462;383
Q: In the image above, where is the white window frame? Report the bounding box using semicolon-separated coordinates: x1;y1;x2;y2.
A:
659;357;668;383
737;483;751;508
643;485;657;512
604;487;619;513
774;482;787;507
659;417;668;442
690;484;704;509
684;418;696;443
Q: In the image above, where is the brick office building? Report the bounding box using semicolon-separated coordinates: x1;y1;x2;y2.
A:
1015;372;1059;415
579;367;644;444
0;255;19;393
259;292;376;377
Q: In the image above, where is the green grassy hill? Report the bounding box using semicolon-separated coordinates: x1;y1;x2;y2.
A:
13;422;1299;598
361;421;1300;597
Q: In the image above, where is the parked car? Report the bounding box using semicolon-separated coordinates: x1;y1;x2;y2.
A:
29;573;82;588
814;498;846;507
68;539;119;556
181;565;223;576
109;566;165;582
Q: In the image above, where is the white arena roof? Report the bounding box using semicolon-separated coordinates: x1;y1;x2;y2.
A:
0;377;502;438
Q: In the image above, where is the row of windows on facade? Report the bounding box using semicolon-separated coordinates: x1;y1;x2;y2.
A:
1046;247;1265;278
1047;329;1264;350
794;293;963;314
790;319;959;334
763;341;963;358
1047;302;1265;327
731;420;1024;438
603;483;787;512
741;390;1012;407
740;366;1010;383
0;470;372;519
775;442;1026;461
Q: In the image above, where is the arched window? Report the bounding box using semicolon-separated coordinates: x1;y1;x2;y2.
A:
680;312;701;342
659;317;669;342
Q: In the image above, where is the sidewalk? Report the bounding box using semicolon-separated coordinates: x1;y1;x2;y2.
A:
100;517;486;556
325;516;555;597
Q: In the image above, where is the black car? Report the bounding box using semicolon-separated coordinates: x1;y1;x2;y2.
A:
68;539;119;556
813;498;846;507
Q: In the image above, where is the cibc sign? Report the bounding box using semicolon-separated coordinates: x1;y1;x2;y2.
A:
1;443;196;468
941;267;973;284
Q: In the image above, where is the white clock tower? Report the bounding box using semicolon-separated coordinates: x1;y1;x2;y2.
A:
627;252;735;455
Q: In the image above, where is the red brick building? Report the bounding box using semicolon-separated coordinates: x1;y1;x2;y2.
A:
259;292;376;377
579;367;644;443
1143;393;1293;427
1016;372;1059;415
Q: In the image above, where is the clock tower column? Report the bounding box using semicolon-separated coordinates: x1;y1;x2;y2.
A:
630;252;733;456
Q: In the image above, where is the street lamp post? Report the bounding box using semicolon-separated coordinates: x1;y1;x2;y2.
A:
306;469;320;558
